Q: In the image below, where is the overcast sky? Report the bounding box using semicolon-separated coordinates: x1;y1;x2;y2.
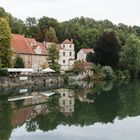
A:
0;0;140;26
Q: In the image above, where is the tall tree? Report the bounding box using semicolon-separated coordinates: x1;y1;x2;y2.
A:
25;17;39;38
94;31;120;69
10;17;26;34
0;7;7;18
45;27;58;43
48;44;61;72
38;16;59;41
25;17;37;27
0;18;12;68
119;34;140;76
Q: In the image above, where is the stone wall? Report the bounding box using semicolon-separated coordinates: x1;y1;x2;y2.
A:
0;74;63;87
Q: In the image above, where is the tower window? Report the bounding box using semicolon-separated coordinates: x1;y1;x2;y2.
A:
63;100;65;105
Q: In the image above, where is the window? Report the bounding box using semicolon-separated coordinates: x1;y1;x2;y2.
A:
63;51;65;56
69;52;72;56
70;45;72;48
63;45;65;48
63;60;65;63
63;100;65;105
70;100;72;105
63;93;65;97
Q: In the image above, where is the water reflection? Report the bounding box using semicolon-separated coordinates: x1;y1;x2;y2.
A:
1;79;140;140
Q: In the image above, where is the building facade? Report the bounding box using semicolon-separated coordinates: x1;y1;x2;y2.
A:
59;39;75;71
11;34;48;69
58;88;75;116
77;48;94;61
45;39;75;71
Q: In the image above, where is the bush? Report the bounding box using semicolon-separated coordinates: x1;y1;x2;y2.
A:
115;70;124;78
101;66;114;80
92;64;102;75
65;70;73;74
123;70;130;78
0;69;9;77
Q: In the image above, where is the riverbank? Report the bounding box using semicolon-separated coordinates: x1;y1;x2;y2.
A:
0;73;87;87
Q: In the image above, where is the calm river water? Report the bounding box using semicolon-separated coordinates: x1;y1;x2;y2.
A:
0;79;140;140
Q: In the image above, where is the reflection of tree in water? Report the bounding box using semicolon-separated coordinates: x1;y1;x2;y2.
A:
93;87;120;123
25;80;140;133
0;96;12;140
14;99;24;109
1;79;140;136
26;93;60;132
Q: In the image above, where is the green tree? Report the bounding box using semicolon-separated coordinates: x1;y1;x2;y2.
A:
94;31;120;69
48;44;61;72
86;52;95;62
10;17;26;34
14;55;25;68
45;27;58;43
119;34;140;76
25;17;37;27
0;17;12;68
38;16;59;41
0;7;7;18
25;17;39;38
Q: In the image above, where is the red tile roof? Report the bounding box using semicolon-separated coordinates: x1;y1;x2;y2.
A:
26;38;47;55
56;44;63;50
11;34;47;55
81;48;94;54
62;39;73;44
11;34;34;54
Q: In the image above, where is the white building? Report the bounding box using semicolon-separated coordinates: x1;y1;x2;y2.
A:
59;39;75;71
45;39;75;72
77;48;94;61
58;88;75;116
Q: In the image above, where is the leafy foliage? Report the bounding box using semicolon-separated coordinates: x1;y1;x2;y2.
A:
101;66;114;80
0;17;12;68
48;44;61;73
45;27;58;43
94;31;120;69
119;34;140;76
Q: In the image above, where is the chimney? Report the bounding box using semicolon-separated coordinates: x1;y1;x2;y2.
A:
71;39;73;43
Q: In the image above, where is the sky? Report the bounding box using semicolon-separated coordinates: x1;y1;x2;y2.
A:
0;0;140;26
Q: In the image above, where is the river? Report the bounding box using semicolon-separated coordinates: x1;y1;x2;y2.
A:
0;79;140;140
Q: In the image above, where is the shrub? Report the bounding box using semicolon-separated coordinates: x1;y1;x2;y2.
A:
101;66;114;80
0;69;9;77
123;70;130;78
91;64;102;75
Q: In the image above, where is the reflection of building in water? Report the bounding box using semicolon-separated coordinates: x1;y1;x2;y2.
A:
8;91;55;109
78;94;94;103
58;89;75;117
9;91;55;128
